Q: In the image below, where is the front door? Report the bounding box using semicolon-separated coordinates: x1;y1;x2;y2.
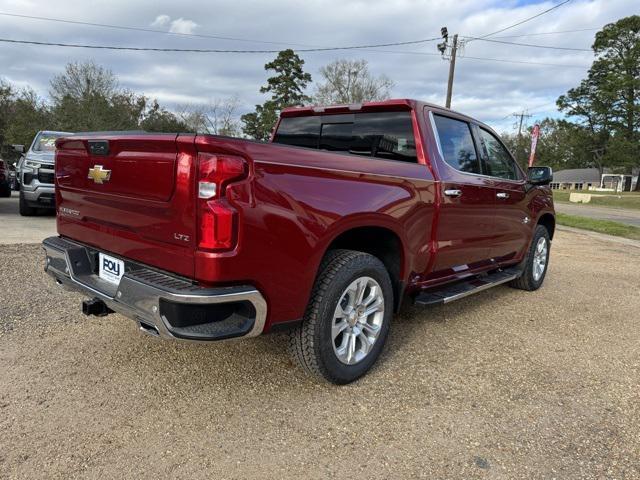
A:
426;113;497;281
475;127;531;263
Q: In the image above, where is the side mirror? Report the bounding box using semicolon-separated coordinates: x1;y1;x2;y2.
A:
528;166;553;186
12;145;25;154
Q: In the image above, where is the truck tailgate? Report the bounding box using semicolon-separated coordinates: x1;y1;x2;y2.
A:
55;133;198;278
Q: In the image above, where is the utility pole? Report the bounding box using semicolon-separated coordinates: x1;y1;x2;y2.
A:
445;35;458;109
511;110;532;165
438;28;460;108
513;110;532;137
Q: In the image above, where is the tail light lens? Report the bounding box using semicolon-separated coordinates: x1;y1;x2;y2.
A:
197;153;247;251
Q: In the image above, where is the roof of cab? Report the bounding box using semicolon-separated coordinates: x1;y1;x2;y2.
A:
280;98;481;125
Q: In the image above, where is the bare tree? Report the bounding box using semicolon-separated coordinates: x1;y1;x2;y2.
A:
50;61;118;103
313;59;393;105
176;104;208;133
208;96;241;137
177;96;241;136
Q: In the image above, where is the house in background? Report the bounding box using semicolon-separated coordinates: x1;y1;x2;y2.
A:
550;168;603;191
550;168;639;192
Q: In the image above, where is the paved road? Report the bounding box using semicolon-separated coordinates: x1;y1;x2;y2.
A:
555;201;640;227
1;231;639;479
0;196;56;244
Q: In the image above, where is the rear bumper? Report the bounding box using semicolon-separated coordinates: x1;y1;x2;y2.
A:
42;236;267;341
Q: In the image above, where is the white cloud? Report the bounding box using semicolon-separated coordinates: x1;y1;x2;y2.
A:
169;18;199;34
150;14;170;28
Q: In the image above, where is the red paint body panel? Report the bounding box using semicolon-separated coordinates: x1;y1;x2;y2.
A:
54;99;554;332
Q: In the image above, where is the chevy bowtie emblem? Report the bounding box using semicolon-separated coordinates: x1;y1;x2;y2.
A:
88;165;111;184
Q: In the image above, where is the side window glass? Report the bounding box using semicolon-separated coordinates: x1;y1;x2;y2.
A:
478;129;520;180
272;116;320;148
432;115;481;174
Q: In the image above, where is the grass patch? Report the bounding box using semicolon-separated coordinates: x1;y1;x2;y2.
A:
553;190;640;210
556;213;640;240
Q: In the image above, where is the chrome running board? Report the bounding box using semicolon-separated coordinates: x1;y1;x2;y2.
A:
414;267;522;306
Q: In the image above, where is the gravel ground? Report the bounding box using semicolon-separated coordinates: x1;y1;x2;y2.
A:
1;231;639;479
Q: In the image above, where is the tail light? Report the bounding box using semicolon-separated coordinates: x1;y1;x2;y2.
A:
197;153;247;251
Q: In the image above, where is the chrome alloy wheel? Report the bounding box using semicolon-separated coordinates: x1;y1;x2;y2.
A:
532;237;548;281
332;276;385;365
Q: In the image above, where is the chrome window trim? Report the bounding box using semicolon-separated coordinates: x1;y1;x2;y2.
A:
476;126;526;182
429;111;484;179
428;110;526;186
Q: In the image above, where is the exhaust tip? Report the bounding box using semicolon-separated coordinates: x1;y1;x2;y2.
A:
138;321;160;337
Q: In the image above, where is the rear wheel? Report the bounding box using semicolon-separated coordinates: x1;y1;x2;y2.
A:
289;249;393;384
0;185;10;197
510;224;550;291
19;190;37;216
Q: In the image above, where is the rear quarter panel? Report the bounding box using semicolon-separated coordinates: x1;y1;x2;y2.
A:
194;137;437;328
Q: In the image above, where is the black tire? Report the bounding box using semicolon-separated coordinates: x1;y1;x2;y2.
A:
19;190;37;216
0;185;11;197
288;249;394;384
510;224;550;291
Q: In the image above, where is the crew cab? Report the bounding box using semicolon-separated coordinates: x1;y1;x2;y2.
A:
43;99;554;384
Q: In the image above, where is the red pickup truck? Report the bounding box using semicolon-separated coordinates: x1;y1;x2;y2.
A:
43;99;554;384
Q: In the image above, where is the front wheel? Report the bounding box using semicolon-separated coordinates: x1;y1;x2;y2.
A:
510;224;550;291
19;190;37;216
289;250;393;384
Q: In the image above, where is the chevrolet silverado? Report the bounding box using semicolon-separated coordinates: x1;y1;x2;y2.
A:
16;130;72;215
43;99;555;384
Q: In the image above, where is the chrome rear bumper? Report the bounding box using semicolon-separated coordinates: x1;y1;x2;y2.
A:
42;236;267;341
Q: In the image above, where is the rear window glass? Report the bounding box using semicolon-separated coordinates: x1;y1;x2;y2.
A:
272;116;320;149
432;115;480;175
273;111;417;163
320;122;352;151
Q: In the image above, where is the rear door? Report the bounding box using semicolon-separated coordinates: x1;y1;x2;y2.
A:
427;113;496;280
475;127;530;263
55;133;198;277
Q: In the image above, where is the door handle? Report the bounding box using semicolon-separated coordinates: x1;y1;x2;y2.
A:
444;189;462;197
496;192;510;199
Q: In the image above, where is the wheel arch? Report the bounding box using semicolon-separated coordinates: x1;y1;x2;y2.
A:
537;212;555;240
322;225;406;312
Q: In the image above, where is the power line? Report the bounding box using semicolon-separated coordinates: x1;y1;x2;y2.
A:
0;11;440;51
0;37;590;69
460;55;586;68
474;0;572;39
493;27;599;39
0;11;316;47
462;36;591;51
0;36;441;53
528;102;561;115
378;49;588;68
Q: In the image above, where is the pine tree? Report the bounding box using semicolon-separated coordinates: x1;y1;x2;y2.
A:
242;50;312;140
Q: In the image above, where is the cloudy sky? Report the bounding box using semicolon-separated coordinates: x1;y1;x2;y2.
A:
0;0;636;133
